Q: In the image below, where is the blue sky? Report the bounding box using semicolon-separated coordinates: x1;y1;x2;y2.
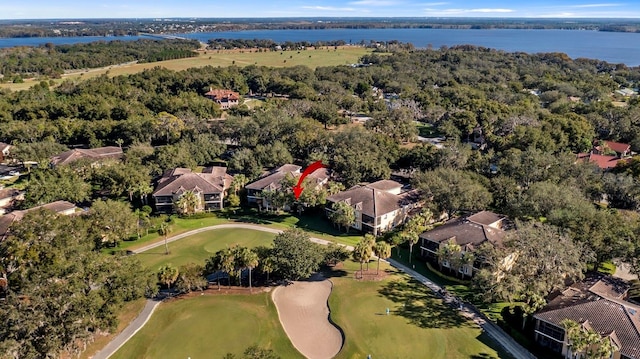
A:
2;1;640;19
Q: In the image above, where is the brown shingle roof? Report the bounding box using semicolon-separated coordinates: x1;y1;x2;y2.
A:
467;210;504;227
420;212;506;248
153;167;230;196
51;146;123;166
536;274;640;358
326;180;411;218
366;179;403;192
0;200;77;239
245;165;302;191
536;300;640;358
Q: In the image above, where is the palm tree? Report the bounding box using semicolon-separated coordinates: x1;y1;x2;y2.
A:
158;222;173;255
373;241;391;275
401;209;433;263
243;250;259;291
220;248;236;289
206;254;223;290
175;190;201;215
363;234;376;271
261;256;275;284
352;239;372;279
157;264;179;289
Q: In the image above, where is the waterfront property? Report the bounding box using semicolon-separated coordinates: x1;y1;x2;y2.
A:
152;167;232;213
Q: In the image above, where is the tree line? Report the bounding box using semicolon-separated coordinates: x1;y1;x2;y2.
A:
0;39;199;79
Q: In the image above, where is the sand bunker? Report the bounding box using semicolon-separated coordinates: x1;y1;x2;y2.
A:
272;280;343;359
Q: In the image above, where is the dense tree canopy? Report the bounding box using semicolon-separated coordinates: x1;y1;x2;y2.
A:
0;209;154;358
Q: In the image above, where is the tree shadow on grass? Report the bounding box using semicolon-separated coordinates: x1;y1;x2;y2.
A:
473;331;516;359
378;278;470;329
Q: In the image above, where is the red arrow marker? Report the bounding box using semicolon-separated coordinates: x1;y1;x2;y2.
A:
293;160;325;200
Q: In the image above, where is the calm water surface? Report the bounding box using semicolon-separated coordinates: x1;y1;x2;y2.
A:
2;28;639;66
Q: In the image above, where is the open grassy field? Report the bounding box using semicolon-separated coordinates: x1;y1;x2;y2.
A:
110;293;302;359
136;227;276;270
113;246;510;359
116;211;362;254
0;47;371;92
331;261;511;359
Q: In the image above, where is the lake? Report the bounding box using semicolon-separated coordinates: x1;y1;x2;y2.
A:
1;28;639;66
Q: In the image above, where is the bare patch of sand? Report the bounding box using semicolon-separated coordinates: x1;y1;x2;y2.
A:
272;280;343;359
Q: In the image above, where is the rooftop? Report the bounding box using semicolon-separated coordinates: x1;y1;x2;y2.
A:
419;211;507;249
51;146;123;166
0;200;77;239
153;167;231;196
326;180;415;218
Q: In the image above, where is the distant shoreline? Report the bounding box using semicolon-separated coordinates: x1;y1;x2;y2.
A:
0;18;639;39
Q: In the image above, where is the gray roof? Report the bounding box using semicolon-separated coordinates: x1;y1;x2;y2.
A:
467;210;504;227
327;180;415;218
366;179;403;191
51;146;123;166
536;300;640;358
153;167;230;196
535;274;640;358
0;142;10;152
419;215;506;249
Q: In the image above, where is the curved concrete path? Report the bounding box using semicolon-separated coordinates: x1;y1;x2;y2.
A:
96;223;533;359
91;299;160;359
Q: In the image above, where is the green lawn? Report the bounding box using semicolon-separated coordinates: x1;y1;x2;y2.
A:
136;228;276;270
331;261;512;359
110;294;302;359
1;47;371;92
390;246;520;323
114;250;511;359
116;210;362;255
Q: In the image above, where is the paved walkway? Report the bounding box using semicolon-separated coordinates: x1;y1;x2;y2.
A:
388;259;537;359
91;299;160;359
97;223;533;359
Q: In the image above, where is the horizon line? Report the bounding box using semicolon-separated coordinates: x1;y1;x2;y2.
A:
2;16;640;21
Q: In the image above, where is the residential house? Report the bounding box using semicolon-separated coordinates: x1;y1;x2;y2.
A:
616;88;637;97
419;211;507;278
0;200;78;240
0;142;11;163
50;146;123;167
204;88;240;109
152;167;232;213
534;274;640;359
577;140;633;171
325;179;421;235
0;188;24;215
245;164;330;211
